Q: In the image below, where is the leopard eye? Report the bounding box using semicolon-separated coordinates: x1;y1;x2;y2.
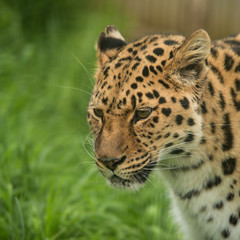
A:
135;107;152;120
93;108;103;118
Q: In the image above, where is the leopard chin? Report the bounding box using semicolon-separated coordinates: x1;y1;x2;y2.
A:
107;174;145;190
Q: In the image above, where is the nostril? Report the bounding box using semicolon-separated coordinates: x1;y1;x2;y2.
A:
98;158;119;171
98;156;126;171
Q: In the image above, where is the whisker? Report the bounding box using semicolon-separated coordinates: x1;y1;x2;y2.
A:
144;175;157;188
71;52;95;87
82;133;95;160
56;85;92;95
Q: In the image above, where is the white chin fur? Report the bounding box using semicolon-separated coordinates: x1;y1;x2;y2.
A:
106;177;144;191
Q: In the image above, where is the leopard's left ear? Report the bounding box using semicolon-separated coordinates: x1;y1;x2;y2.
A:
97;25;127;67
169;29;211;85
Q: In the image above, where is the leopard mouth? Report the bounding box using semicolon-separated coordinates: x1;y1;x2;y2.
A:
107;160;156;190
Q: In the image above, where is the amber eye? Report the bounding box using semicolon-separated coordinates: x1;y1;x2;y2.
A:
93;108;103;118
134;107;152;121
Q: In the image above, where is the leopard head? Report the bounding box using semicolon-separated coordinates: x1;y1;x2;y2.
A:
88;26;211;190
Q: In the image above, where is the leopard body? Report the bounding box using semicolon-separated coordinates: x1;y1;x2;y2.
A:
88;26;240;240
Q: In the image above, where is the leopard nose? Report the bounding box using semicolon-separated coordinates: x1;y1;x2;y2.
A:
98;156;126;171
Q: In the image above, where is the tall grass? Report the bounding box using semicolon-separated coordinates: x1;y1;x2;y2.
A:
0;0;182;239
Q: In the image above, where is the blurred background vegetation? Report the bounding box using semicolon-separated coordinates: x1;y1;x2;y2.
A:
123;0;240;39
0;0;239;239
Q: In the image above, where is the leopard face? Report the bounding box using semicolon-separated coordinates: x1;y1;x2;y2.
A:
88;26;210;189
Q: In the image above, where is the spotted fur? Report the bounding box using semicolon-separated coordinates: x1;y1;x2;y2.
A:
88;25;240;240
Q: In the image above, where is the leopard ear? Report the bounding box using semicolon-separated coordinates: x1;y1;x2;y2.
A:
97;25;127;67
170;29;211;84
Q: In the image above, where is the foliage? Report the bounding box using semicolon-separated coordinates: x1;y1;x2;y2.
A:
0;0;181;239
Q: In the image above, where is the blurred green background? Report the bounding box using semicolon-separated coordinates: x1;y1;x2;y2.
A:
0;0;239;239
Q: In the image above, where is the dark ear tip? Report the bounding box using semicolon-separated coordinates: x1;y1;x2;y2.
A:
97;26;127;52
105;25;117;34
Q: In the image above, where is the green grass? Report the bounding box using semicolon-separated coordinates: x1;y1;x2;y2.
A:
0;1;182;239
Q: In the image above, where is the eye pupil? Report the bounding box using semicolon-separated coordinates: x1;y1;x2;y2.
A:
94;108;103;117
135;108;152;120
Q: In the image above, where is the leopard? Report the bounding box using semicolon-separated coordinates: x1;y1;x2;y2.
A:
87;25;240;240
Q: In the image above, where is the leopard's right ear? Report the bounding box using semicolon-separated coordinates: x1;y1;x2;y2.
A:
97;25;127;67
